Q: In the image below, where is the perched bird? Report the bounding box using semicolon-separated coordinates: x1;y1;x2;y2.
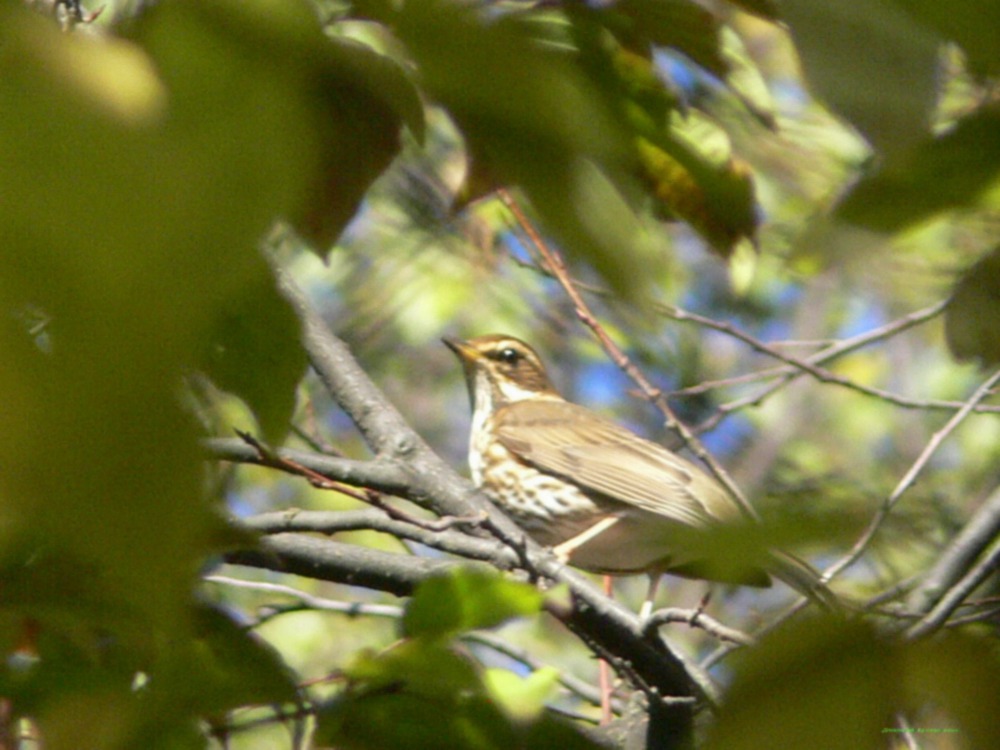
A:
444;334;836;613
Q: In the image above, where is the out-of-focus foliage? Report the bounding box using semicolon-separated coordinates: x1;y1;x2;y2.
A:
705;619;1000;750
3;0;1000;747
0;0;405;744
945;245;1000;365
315;569;598;750
402;568;544;640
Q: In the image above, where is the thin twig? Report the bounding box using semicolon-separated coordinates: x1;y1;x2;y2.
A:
823;367;1000;585
497;188;757;520
905;532;1000;639
509;253;985;418
906;484;1000;615
644;607;756;647
205;575;405;618
236;430;489;533
463;631;616;711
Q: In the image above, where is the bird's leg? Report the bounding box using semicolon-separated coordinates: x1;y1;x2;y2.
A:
551;516;621;563
639;572;663;622
599;574;614;725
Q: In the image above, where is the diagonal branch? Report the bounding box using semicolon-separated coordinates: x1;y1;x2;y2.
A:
239;509;516;566
214;260;727;745
905;484;1000;615
497;188;757;521
823;366;1000;584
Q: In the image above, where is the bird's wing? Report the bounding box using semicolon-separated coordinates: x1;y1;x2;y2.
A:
494;400;742;529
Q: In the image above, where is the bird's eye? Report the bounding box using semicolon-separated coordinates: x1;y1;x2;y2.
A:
496;347;521;365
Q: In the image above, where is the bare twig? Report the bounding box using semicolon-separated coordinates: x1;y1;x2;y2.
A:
463;631;616;711
240;509;511;566
823;367;1000;585
906;484;1000;615
205;574;405;618
497;188;757;520
644;607;756;647
509;253;985;420
905;533;1000;639
215;259;727;737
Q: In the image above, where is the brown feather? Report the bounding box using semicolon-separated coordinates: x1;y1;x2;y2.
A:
494;400;745;528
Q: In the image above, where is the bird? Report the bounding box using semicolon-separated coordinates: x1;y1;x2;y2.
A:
443;333;837;615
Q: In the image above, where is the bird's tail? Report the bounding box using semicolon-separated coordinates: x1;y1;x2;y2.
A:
767;550;843;612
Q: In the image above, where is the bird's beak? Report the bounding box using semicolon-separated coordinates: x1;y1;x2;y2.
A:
442;336;481;363
442;337;482;409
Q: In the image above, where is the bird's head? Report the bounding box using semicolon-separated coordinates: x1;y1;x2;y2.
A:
443;334;560;408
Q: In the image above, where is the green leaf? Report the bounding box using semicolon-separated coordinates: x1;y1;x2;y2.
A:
719;26;777;128
944;245;1000;365
780;1;940;158
836;108;1000;231
703;619;897;750
403;569;543;639
298;35;419;248
483;667;559;724
891;0;1000;77
320;640;604;750
199;259;307;443
344;640;482;699
319;640;511;750
903;632;1000;750
319;685;512;750
176;603;300;716
391;0;657;301
614;0;728;78
636;132;758;256
0;1;331;741
598;36;759;256
725;0;779;21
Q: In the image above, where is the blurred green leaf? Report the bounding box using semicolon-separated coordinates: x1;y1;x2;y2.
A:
344;639;482;700
837;108;1000;231
318;640;507;750
719;26;778;128
129;0;413;250
780;1;939;158
944;245;1000;365
903;632;1000;749
483;666;559;723
637;134;758;256
174;603;300;716
614;0;728;78
704;619;896;750
300;35;419;247
199;258;307;443
391;0;657;301
892;0;1000;77
320;639;603;750
725;0;779;20
0;0;336;742
603;40;759;256
403;568;543;639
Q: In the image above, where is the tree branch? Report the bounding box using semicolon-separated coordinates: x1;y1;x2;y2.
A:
905;483;1000;615
205;438;414;497
239;509;518;566
822;366;1000;584
213;260;729;747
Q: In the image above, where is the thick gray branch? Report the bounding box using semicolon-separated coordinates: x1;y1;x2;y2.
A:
223;530;713;706
205;438;414;496
240;509;519;565
226;533;480;596
212;263;720;747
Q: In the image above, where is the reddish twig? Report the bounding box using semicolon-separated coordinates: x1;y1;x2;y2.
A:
235;431;486;533
496;188;758;519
